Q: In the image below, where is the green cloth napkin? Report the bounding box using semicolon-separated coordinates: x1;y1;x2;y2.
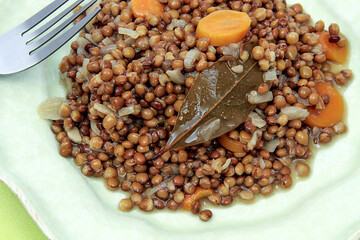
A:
0;182;47;240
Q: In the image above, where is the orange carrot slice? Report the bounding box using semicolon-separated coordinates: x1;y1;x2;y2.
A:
304;82;344;128
196;10;251;47
131;0;164;19
318;32;348;64
182;187;213;211
218;133;245;153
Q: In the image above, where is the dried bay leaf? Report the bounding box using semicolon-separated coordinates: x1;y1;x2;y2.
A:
160;44;268;153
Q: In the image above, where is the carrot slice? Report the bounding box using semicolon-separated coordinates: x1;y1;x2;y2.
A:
218;134;245;153
318;32;348;64
196;10;251;47
182;187;213;211
304;82;344;128
131;0;164;19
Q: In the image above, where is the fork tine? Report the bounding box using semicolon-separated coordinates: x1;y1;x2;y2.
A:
25;0;85;42
20;0;69;35
29;0;98;51
33;7;101;62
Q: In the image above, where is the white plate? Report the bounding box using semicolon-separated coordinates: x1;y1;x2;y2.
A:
1;0;360;239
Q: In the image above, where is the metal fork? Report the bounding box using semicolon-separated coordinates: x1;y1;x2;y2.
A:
0;0;101;75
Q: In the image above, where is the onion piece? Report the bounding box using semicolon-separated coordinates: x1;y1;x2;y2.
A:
221;158;232;171
259;156;266;169
90;121;101;136
281;107;309;120
37;97;64;120
85;33;97;45
184;49;201;68
248;90;273;104
94;103;113;115
264;68;277;81
102;37;114;46
264;138;280;152
166;19;187;30
77;58;90;81
76;37;91;56
231;64;244;74
118;27;139;39
118;106;135;117
248;130;262;151
124;37;136;45
59;72;72;93
289;73;299;83
279;74;286;87
211;158;223;173
223;47;239;58
248;112;266;128
166;69;185;84
295;93;310;106
67;127;82;143
146;179;170;198
100;44;117;55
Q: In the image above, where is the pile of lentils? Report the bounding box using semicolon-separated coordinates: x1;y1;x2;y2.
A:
51;0;352;221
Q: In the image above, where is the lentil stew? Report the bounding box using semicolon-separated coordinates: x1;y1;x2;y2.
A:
38;0;353;221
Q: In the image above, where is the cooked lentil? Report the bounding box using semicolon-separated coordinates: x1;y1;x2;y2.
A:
43;0;353;220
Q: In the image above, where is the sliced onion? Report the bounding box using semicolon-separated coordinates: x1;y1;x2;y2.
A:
295;93;310;106
37;97;64;120
146;179;170;198
100;44;117;55
279;156;292;165
248;90;273;104
289;73;299;83
223;47;239;58
184;49;201;68
221;158;232;171
312;43;323;55
264;68;277;81
159;73;171;86
231;64;244;73
312;126;321;136
85;18;96;32
102;37;114;46
248;130;262;151
94;103;113;115
166;19;187;30
67;127;82;143
90;121;101;136
118;27;139;39
166;69;185;84
279;74;287;87
211;158;223;173
124;37;136;45
77;58;90;81
59;72;72;93
118;106;135;117
76;37;91;56
281;106;309;120
264;138;280;152
85;33;97;45
255;108;266;118
248;112;266;128
259;156;266;169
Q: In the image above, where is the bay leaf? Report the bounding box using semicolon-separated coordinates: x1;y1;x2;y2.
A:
162;44;267;152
